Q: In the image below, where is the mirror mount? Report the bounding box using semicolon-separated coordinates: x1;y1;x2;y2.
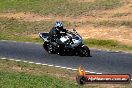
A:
73;29;76;31
73;29;77;34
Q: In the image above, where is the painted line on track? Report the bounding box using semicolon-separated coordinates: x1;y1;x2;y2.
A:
28;62;35;64
89;72;96;74
66;68;72;70
85;71;90;73
9;59;15;61
1;58;6;60
61;67;67;69
15;60;21;62
42;64;47;66
23;61;28;63
1;40;7;42
55;66;61;68
0;57;132;82
71;69;78;71
48;64;54;67
35;63;42;65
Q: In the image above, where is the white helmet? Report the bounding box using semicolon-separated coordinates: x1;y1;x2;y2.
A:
54;21;63;30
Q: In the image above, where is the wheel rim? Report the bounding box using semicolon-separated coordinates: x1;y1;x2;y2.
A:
84;50;88;56
48;45;52;54
81;49;89;57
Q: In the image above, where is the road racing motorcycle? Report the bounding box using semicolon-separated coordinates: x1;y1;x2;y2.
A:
39;29;91;57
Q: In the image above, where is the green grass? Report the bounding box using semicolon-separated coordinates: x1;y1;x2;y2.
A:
84;39;132;51
0;0;123;16
0;59;79;88
0;71;77;88
0;18;52;42
0;59;131;88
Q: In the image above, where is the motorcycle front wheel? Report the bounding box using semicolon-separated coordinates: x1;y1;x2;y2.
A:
43;42;49;51
78;46;91;57
43;42;55;54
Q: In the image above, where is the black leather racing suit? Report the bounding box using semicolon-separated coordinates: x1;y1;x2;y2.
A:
48;27;68;46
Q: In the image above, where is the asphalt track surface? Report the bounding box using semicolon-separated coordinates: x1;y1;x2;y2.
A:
0;41;132;76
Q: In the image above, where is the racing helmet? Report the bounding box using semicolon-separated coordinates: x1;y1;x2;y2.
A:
54;21;63;30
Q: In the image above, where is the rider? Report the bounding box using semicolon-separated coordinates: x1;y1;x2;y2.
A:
48;21;68;45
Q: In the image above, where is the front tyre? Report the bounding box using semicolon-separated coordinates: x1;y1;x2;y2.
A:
43;42;54;54
79;46;91;57
43;42;49;51
47;44;54;54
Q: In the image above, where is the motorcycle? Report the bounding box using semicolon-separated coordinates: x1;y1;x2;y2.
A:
39;29;91;57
